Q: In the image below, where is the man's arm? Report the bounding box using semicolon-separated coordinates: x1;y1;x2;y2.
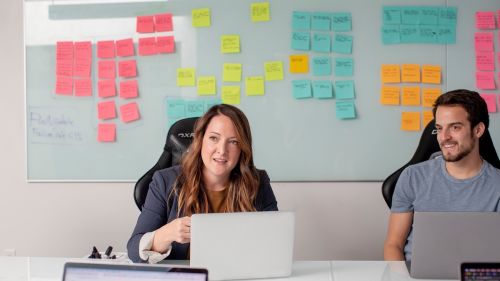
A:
384;212;413;260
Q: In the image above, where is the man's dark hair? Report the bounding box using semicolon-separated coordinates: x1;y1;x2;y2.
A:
432;89;489;129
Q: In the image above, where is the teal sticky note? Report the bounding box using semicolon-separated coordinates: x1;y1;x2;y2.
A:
336;101;356;120
186;100;205;117
331;12;352;31
401;7;420;24
166;99;186;118
311;12;331;31
437;25;456;44
383;6;401;25
420;7;438;25
313;81;333;99
312;56;331;76
419;26;438;43
292;80;312;99
335;58;353;77
439;7;457;26
332;34;353;54
382;25;401;44
312;33;331;52
400;25;419;43
291;31;310;50
206;98;222;111
292;11;311;30
334;80;355;99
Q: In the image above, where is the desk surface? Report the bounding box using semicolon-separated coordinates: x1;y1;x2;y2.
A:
0;257;457;281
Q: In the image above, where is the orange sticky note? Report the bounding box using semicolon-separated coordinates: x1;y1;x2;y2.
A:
97;40;115;59
97;100;117;120
120;102;141;123
157;36;175;53
98;60;116;79
118;60;137;78
137;15;155;33
401;64;420;83
289;54;309;73
401;112;421;131
155;13;173;32
381;64;401;83
116;38;135;57
380;86;400;105
138;37;157;56
55;76;73;96
422;65;441;84
422;110;434;127
74;78;92;97
401;86;421;106
422;88;441;107
98;80;116;98
97;123;116;142
119;80;139;99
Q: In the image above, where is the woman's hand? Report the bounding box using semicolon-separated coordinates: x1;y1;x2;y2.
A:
152;216;191;253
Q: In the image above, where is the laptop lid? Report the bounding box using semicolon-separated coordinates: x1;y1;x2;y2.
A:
190;211;295;281
62;262;208;281
461;262;500;281
411;212;500;279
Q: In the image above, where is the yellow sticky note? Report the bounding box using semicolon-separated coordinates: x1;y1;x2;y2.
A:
380;86;400;105
222;86;240;104
223;63;242;82
289;55;309;73
381;64;401;83
221;35;240;54
422;110;434;127
422;65;441;84
264;61;283;81
177;68;195;87
401;86;421;106
192;8;211;27
402;64;421;83
251;2;270;22
422;88;441;107
197;76;216;95
401;112;421;131
245;76;265;96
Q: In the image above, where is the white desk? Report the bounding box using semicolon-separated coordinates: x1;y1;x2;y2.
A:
0;257;457;281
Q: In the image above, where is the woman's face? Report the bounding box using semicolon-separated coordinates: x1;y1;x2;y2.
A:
201;114;242;185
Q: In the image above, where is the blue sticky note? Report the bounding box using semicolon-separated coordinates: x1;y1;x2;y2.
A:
400;25;419;43
166;99;186;118
335;58;353;77
383;7;401;25
332;34;353;54
292;80;312;99
401;7;420;25
206;98;222;111
312;33;331;52
312;57;331;76
420;7;438;25
437;25;456;44
336;101;356;120
439;7;457;26
313;81;333;99
334;80;355;99
292;11;311;30
186;100;205;117
331;12;352;31
291;31;310;50
381;25;401;44
311;12;331;31
419;26;438;43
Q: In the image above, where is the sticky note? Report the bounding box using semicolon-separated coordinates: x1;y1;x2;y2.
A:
98;60;116;79
119;80;139;99
401;86;421;106
420;7;438;25
251;2;270;22
186;101;205;117
197;76;216;95
336;101;356;120
289;55;309;73
331;12;352;31
74;41;91;61
311;12;331;31
312;33;331;53
157;36;175;54
437;25;456;44
423;110;434;127
476;52;495;71
475;32;494;51
56;59;73;77
97;123;116;142
221;86;241;105
401;7;420;25
192;8;211;27
422;88;441;107
292;80;312;99
421;65;441;84
245;76;265;96
222;63;242;82
115;38;135;57
292;11;311;30
264;61;284;81
419;26;438;44
55;76;73;96
291;32;310;51
438;7;457;26
476;72;496;90
138;37;157;56
97;100;116;120
382;7;401;25
380;86;400;105
476;12;496;30
382;25;401;44
221;35;240;54
137;15;155;33
334;80;355;99
118;60;137;78
166;99;186;118
74;78;92;97
400;25;419;43
155;13;173;32
335;58;353;77
312;56;331;76
480;93;497;113
381;64;401;84
312;80;333;99
97;40;115;59
56;41;74;61
332;34;353;54
74;59;91;78
401;64;420;83
401;112;420;131
177;68;196;86
120;102;140;123
98;80;116;98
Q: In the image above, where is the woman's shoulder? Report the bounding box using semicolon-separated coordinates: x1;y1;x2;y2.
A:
151;165;182;192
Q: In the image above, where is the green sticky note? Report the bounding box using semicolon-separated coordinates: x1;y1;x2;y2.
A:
437;25;456;44
206;99;222;111
245;76;265;96
419;26;438;43
401;6;420;24
264;61;284;81
420;7;438;25
311;12;331;31
439;7;457;26
332;34;353;54
400;25;419;43
177;68;196;86
383;7;401;25
223;63;242;82
331;12;352;31
334;80;355;99
312;33;331;52
382;25;401;44
197;76;216;95
166;99;186;118
336;101;356;120
292;11;311;30
313;81;333;99
221;86;240;105
186;100;205;117
192;8;211;27
312;57;331;76
335;58;353;77
291;31;310;50
221;35;240;54
292;80;312;99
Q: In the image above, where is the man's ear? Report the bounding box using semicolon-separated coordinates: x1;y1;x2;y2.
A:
474;122;485;138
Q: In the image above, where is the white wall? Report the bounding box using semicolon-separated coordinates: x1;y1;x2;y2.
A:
0;0;389;260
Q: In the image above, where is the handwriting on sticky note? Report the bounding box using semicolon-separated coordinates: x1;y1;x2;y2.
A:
335;58;354;77
381;64;401;83
221;35;240;54
331;12;352;32
476;52;495;71
311;12;331;31
422;110;433;126
421;65;441;84
223;63;242;82
55;76;73;96
401;64;420;83
97;100;116;120
312;81;333;99
157;36;175;53
476;11;496;30
177;68;196;86
251;2;270;22
334;80;355;99
97;123;116;142
336;101;356;120
197;76;216;95
289;55;309;73
120;102;140;123
245;76;265;96
422;88;441;107
476;72;496;90
139;37;157;56
291;31;310;51
480;94;497;113
332;34;353;54
97;40;115;59
264;61;284;81
312;57;331;76
155;13;173;32
186;101;205;117
56;59;73;77
137;15;155;33
74;59;91;78
116;38;135;57
222;86;241;104
192;8;211;27
292;80;312;99
119;80;138;99
475;32;494;51
98;80;116;98
74;78;92;97
166;99;186;118
312;33;331;53
380;86;400;105
74;41;91;61
118;60;137;78
401;86;421;106
292;11;311;30
401;112;420;131
98;60;116;79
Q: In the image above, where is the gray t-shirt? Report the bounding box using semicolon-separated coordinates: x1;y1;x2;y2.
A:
391;156;500;261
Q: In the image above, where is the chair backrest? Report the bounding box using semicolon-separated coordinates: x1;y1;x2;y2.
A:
134;117;199;210
381;119;500;208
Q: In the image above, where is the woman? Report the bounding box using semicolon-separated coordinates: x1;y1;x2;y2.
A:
127;104;278;263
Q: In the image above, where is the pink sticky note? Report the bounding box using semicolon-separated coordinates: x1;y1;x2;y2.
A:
56;59;73;77
476;52;495;71
74;78;92;97
118;60;137;78
119;80;139;99
475;32;494;51
157;36;175;53
97;123;116;142
476;11;496;30
137;15;155;33
74;59;91;77
120;102;140;123
155;13;173;32
97;40;115;59
116;38;135;57
476;72;496;90
98;79;116;98
55;76;73;95
480;93;497;113
138;37;157;56
97;100;117;120
98;60;116;79
56;41;74;61
74;41;92;61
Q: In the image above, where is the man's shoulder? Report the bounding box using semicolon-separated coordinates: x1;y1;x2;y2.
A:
404;157;442;174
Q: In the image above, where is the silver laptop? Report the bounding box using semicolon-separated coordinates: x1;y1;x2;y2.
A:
411;212;500;279
190;211;295;280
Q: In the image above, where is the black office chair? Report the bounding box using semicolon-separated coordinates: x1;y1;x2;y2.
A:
381;119;500;208
134;117;199;210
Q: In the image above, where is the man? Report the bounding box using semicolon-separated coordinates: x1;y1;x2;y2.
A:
384;89;500;261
